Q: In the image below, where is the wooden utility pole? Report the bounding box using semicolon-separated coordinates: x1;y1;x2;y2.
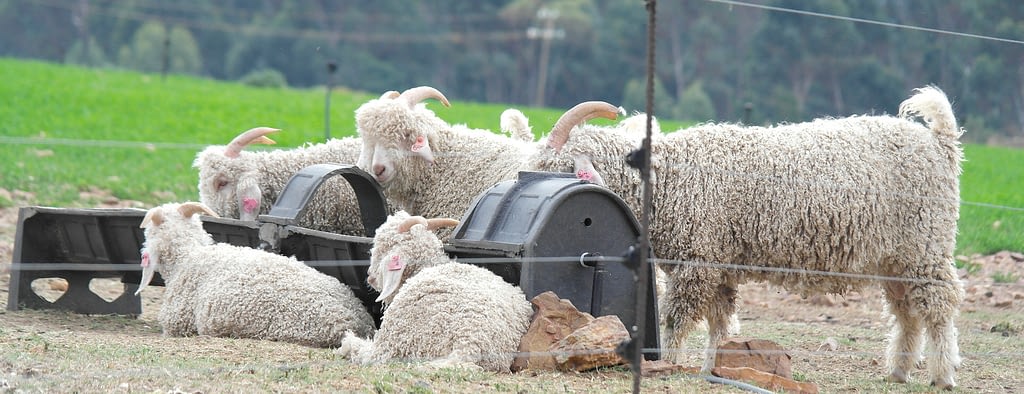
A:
527;8;563;107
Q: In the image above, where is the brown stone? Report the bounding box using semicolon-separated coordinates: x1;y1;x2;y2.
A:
713;366;819;394
552;315;630;372
714;338;792;378
512;291;595;372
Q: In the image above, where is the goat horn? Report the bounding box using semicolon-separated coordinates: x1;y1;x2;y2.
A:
426;218;459;230
140;209;163;228
224;127;280;158
399;86;451;109
380;90;401;99
547;101;620;153
178;202;220;219
397;216;429;233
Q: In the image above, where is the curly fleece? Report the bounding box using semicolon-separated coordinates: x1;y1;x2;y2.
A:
339;211;532;372
354;96;534;220
194;136;382;235
526;86;964;388
141;202;376;347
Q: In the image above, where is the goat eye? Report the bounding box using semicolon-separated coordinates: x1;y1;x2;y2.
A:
215;179;229;191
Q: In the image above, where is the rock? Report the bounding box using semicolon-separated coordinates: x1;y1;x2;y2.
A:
512;291;595;372
1009;252;1024;262
713;366;819;394
553;315;630;372
714;338;792;378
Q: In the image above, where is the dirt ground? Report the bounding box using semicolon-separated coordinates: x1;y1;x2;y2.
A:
1;193;1023;393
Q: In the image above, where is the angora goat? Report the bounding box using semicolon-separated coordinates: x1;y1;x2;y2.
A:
137;202;376;347
526;86;965;389
354;86;617;220
193;127;374;235
337;211;532;372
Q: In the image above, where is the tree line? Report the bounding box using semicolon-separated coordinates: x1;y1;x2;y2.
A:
3;0;1023;143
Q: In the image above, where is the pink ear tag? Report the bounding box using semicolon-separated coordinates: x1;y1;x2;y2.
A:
140;251;150;268
576;169;594;181
242;197;259;213
387;255;404;271
411;136;426;152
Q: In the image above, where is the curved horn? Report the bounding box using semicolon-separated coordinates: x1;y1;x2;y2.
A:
425;218;459;230
140;209;163;228
399;86;451;109
380;90;401;99
224;127;280;158
547;101;620;153
178;202;220;219
397;216;429;233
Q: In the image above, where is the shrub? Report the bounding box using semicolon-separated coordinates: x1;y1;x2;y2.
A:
239;68;288;89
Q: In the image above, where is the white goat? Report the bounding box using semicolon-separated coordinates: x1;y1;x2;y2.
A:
136;202;376;347
193;127;374;235
526;86;965;389
355;86;616;220
337;211;532;371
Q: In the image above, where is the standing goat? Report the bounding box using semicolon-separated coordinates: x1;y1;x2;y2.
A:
193;127;374;235
526;86;965;389
355;86;616;220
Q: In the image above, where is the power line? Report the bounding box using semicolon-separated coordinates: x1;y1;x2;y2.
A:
706;0;1024;46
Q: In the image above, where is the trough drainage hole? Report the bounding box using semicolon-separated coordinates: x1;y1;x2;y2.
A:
30;278;68;303
583;218;593;226
89;278;126;302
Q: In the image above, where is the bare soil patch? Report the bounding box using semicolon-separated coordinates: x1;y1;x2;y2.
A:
1;197;1022;393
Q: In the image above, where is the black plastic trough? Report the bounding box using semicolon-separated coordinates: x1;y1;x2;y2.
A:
448;171;660;358
7;166;658;357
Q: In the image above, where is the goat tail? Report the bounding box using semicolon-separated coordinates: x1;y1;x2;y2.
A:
898;85;963;140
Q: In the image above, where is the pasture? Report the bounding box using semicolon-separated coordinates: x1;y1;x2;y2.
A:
1;58;1022;392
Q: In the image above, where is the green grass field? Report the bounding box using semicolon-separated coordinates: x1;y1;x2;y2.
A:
0;57;1020;255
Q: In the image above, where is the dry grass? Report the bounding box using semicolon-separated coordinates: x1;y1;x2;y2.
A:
2;204;1023;393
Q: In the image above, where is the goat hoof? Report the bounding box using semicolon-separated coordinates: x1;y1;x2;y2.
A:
931;379;956;390
884;371;908;384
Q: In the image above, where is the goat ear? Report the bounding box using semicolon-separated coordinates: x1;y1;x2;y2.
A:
134;247;159;296
410;134;435;163
236;175;262;221
573;155;606;186
375;255;407;302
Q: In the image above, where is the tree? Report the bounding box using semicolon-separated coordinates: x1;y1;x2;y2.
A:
117;21;202;75
64;37;110;67
675;81;715;122
621;77;674;119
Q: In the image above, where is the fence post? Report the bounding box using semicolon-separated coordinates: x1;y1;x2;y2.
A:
325;60;338;141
